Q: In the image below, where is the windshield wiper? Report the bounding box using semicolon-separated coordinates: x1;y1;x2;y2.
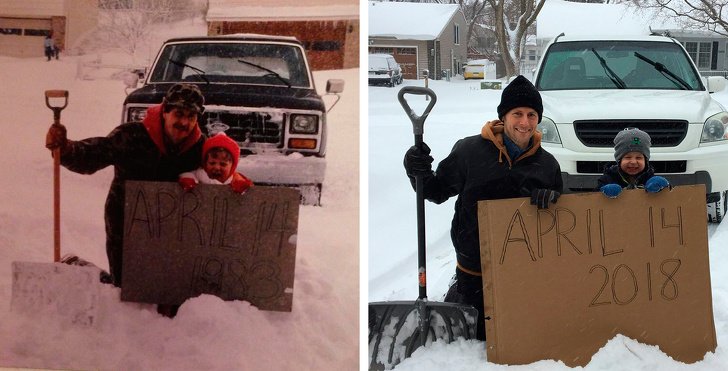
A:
633;52;691;90
238;59;291;88
591;48;626;89
168;58;209;84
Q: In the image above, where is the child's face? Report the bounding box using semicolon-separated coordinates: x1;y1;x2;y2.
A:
619;151;646;176
204;150;233;183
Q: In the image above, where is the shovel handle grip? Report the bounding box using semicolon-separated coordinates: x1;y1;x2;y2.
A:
45;90;69;113
397;87;437;139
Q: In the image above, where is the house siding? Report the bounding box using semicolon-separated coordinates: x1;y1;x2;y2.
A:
368;4;467;81
436;11;467;78
0;0;96;57
209;19;358;71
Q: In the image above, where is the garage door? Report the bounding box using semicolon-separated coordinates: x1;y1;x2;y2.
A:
0;17;51;58
368;46;419;80
393;47;417;80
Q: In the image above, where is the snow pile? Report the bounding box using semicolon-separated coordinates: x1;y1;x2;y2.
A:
368;76;728;370
0;18;358;371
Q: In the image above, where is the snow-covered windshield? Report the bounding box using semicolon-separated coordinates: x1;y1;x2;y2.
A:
148;41;312;88
536;40;703;91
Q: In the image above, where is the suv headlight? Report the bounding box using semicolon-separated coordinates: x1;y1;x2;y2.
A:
127;107;148;122
290;114;319;134
701;112;728;143
538;117;561;144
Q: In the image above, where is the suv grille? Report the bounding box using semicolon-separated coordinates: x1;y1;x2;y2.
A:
203;111;283;147
573;120;688;147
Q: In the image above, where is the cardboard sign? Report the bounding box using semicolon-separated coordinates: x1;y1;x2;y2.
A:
121;181;299;312
11;262;101;327
477;185;715;366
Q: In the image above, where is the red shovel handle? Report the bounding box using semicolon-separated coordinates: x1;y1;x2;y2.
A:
45;89;68;262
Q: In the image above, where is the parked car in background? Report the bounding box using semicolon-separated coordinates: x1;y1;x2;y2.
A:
533;33;728;222
368;53;402;87
463;63;485;80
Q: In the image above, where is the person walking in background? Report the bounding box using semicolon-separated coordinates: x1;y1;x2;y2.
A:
44;35;54;61
402;75;563;340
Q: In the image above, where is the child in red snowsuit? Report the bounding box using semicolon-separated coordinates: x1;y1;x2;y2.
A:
178;132;253;193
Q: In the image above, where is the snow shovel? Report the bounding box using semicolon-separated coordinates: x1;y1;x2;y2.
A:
45;89;68;262
9;90;104;326
368;87;478;370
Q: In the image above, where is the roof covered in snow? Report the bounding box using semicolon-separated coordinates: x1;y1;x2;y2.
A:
207;0;358;21
536;0;679;40
368;1;460;40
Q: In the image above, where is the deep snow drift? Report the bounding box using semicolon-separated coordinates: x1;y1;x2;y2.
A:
0;19;359;371
368;76;728;370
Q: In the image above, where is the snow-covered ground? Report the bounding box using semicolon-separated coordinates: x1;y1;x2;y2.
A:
0;18;358;371
368;75;728;370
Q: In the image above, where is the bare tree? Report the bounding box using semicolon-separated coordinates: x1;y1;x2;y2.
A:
487;0;545;79
84;0;201;58
631;1;728;36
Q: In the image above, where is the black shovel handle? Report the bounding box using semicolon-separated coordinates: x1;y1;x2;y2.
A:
397;86;437;303
397;86;437;142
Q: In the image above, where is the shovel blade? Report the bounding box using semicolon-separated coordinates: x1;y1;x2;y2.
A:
368;300;478;370
11;261;102;327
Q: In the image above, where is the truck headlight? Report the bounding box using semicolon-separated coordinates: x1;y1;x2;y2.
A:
538;117;561;144
290;114;319;134
701;112;728;143
127;107;148;122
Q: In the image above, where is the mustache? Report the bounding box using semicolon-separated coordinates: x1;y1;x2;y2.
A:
172;123;189;132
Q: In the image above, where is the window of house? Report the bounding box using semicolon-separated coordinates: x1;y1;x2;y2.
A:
397;47;415;55
24;29;51;37
454;24;460;45
311;41;341;51
0;28;21;35
370;47;393;54
684;41;712;69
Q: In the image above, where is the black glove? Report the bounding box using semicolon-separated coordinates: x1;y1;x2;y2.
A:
530;188;560;209
404;142;434;177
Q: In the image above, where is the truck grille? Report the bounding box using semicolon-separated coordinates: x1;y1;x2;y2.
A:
202;111;283;148
573;120;688;147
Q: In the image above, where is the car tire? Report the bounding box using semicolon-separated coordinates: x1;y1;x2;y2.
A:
708;190;727;223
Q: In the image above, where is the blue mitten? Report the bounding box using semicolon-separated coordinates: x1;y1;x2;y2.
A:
600;184;622;198
645;176;670;193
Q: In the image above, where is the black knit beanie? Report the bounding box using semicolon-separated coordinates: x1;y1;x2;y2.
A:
497;75;543;122
614;128;651;161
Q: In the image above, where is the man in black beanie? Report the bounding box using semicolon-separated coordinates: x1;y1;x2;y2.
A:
403;75;562;340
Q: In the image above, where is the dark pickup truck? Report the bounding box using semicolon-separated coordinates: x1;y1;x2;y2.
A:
122;35;344;205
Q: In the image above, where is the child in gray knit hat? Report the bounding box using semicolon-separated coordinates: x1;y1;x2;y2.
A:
597;127;670;198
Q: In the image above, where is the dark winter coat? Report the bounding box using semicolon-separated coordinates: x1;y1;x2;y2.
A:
408;121;563;275
596;163;655;190
60;104;204;286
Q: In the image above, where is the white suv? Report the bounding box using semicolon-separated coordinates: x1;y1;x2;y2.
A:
533;34;728;222
368;53;402;87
